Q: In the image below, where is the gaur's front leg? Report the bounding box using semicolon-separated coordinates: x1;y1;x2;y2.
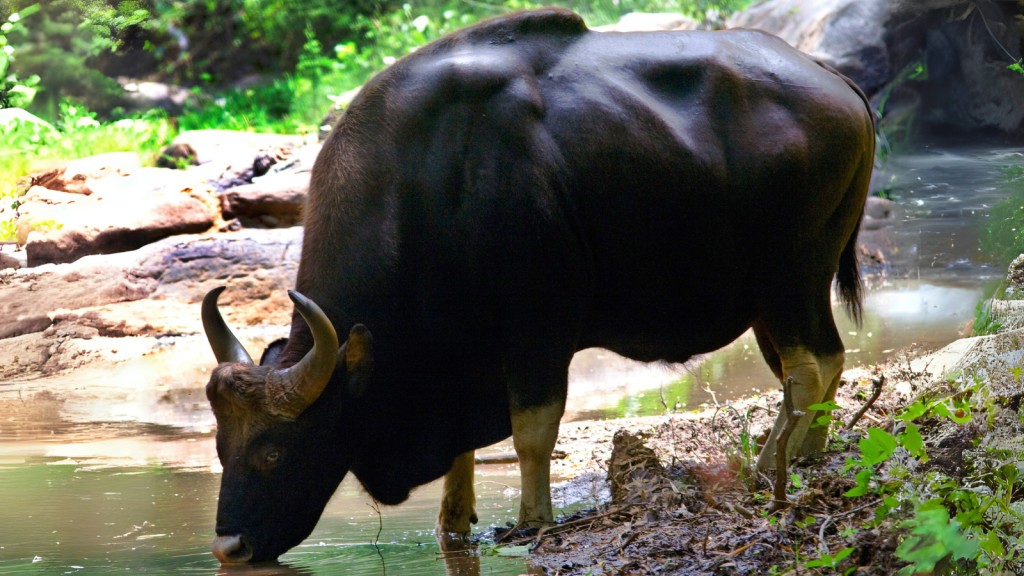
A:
437;450;478;535
511;402;564;526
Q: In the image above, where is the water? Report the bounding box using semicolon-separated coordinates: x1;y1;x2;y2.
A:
1;141;1019;574
0;435;533;575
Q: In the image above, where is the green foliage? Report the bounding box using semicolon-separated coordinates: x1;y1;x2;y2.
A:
1;1;138;118
0;100;175;240
980;165;1024;265
0;3;41;109
895;500;979;576
805;546;855;571
969;299;1003;336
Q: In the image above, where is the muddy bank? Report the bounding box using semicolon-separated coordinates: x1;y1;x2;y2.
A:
522;307;1024;574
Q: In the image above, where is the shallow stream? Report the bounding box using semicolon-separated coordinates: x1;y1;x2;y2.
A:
1;141;1020;574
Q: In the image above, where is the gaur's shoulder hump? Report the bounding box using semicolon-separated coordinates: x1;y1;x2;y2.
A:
442;8;587;47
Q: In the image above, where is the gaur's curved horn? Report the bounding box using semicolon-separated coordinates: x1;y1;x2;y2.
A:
202;286;254;365
265;290;339;418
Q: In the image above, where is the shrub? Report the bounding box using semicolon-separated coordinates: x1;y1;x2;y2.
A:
980;165;1024;265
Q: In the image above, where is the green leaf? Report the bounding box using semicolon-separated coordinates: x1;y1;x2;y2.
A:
15;4;40;19
495;545;530;557
859;428;898;466
845;469;873;497
804;557;832;568
834;547;855;563
1009;367;1022;382
980;530;1004;557
808;401;842;412
896;500;980;573
898;422;928;461
898;400;930;421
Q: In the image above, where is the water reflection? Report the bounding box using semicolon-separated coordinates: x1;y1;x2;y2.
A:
0;453;529;575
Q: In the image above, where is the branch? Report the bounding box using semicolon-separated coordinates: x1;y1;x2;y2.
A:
846;375;884;429
770;377;804;512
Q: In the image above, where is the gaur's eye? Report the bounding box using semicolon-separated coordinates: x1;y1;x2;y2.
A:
266;451;280;464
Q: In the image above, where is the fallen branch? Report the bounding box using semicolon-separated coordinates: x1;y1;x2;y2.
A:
522;508;630;551
474;450;567;465
770;377;804;512
846;375;884;429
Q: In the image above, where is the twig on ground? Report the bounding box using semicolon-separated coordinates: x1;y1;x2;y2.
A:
817;515;832;556
834;498;883;519
522;508;629;551
771;377;804;512
493;521;523;545
619;529;640;553
729;541;756;556
847;375;885;429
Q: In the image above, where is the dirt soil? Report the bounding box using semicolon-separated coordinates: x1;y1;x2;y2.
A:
505;351;1024;576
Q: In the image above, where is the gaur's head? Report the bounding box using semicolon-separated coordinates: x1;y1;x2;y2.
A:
201;287;374;563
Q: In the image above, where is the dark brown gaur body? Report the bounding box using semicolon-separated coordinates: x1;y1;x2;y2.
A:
201;8;874;563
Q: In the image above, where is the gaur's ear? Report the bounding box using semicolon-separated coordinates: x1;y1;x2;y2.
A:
259;338;289;367
339;324;374;396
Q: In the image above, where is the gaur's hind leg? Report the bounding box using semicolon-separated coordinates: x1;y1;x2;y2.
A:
437;450;478;535
511;402;564;526
754;298;845;472
799;352;844;454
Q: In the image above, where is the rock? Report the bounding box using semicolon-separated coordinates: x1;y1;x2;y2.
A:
862;196;899;230
0;227;303;340
914;6;1024;134
163;136;319;193
219;171;309;225
26;152;142;196
1005;254;1024;299
727;0;892;95
120;80;190;114
0;245;24;270
47;300;204;338
17;175;221;266
65;152;141;181
593;12;699;32
158;130;306;168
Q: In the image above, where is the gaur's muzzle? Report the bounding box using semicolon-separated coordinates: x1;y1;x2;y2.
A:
212;534;253;564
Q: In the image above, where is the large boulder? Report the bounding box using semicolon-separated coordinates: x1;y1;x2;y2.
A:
219;171;310;226
28;152;142;196
727;0;892;95
17;170;221;267
0;227;303;341
120;80;190;114
158;130;305;168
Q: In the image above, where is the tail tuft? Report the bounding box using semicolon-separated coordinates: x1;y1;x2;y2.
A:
836;213;864;327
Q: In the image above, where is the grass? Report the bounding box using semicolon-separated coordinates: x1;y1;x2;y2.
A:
0;103;176;240
178;0;754;135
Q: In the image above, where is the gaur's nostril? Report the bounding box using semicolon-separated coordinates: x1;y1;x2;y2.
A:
211;534;253;564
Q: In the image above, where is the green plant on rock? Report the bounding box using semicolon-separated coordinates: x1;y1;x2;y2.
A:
981;165;1024;265
970;299;1003;336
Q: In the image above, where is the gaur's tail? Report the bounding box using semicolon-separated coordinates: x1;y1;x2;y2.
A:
837;213;864;326
813;58;874;327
